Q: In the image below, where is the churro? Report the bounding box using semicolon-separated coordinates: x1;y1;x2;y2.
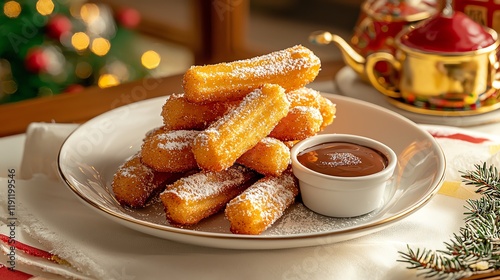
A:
141;130;199;173
269;106;323;141
236;137;290;176
160;165;258;225
161;93;238;130
318;95;336;129
287;87;336;129
225;170;299;235
286;87;322;108
183;45;321;103
192;84;290;171
112;153;184;208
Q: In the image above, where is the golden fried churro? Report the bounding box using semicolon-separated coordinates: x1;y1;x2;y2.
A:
286;87;322;108
269;106;323;141
236;137;290;176
161;93;238;130
112;153;185;208
287;87;336;129
192;84;290;171
318;95;336;129
141;130;199;173
225;170;299;235
160;165;258;225
183;45;321;103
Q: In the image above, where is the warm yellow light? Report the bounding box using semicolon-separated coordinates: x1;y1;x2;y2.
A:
80;3;100;23
36;0;54;16
91;38;110;56
75;61;92;79
71;32;90;51
141;50;161;70
98;74;120;88
4;1;21;18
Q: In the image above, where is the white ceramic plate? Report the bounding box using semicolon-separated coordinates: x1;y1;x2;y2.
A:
58;93;446;250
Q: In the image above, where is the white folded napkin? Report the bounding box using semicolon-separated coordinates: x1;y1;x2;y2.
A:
19;122;78;180
3;122;500;280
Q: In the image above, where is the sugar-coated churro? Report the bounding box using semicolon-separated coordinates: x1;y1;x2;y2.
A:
318;95;336;129
192;84;290;171
269;106;323;141
236;137;290;176
112;153;185;208
141;130;199;173
286;87;336;129
161;93;238;130
286;87;322;108
183;45;321;103
160;165;258;225
225;170;299;235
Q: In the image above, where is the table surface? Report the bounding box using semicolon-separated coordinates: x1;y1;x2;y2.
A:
3;61;500;279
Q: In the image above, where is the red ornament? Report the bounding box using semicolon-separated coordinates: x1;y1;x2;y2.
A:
116;7;141;28
25;48;48;73
46;15;72;40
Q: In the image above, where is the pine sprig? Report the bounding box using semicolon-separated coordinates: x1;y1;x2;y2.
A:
461;163;500;198
398;163;500;279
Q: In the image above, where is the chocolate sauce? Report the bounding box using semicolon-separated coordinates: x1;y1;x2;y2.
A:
297;142;388;177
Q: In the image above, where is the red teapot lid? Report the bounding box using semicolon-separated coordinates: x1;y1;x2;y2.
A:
399;11;496;52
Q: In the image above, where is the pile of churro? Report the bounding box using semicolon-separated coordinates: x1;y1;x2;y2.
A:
111;45;336;235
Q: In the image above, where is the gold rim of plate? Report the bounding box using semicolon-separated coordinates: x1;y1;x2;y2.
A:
385;90;500;117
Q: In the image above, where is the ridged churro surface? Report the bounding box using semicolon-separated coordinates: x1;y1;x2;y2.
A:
269;106;323;141
112;153;182;208
183;45;321;103
225;170;299;235
161;94;237;130
141;130;199;173
236;137;290;176
160;165;257;225
192;84;290;171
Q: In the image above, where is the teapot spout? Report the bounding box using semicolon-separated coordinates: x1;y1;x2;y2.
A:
309;31;366;78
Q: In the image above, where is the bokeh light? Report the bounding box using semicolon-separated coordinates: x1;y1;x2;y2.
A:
98;74;119;88
80;3;100;23
36;0;54;16
75;61;92;79
91;38;111;56
141;50;161;69
3;80;17;94
4;1;21;18
71;32;90;51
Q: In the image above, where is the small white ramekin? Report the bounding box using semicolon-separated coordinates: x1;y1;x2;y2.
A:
290;134;397;217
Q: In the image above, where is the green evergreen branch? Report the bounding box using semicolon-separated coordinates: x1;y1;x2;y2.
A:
398;163;500;279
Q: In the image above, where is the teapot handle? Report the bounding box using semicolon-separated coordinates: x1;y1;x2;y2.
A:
365;52;402;99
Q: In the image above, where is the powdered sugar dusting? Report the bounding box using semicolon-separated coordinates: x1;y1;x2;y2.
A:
116;154;153;179
322;152;362;167
156;130;199;151
194;85;289;152
162;165;252;200
228;172;298;224
230;45;320;79
267;203;376;235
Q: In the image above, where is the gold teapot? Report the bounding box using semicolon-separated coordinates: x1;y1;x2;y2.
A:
311;5;500;111
310;0;438;81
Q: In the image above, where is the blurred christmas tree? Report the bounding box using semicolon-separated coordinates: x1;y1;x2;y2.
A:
0;0;161;104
